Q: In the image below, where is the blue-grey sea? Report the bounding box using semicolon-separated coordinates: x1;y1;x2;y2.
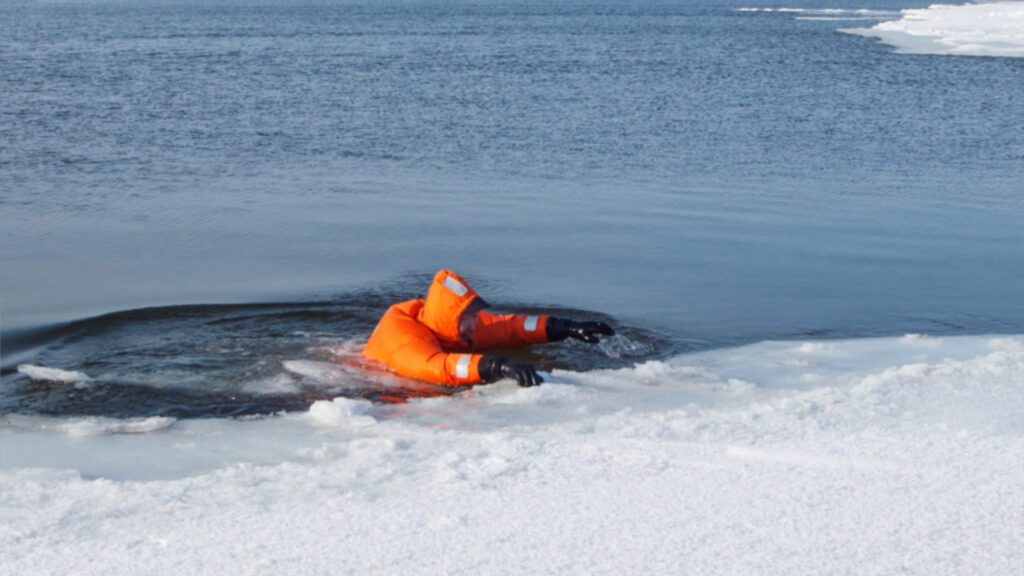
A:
1;0;1022;417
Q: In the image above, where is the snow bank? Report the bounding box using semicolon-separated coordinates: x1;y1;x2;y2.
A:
2;334;1023;575
842;2;1024;57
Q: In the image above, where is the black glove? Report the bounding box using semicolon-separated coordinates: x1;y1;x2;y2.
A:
546;317;615;344
478;356;544;387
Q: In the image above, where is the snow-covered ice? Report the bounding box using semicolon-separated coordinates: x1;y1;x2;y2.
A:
1;334;1022;574
17;364;91;385
2;414;176;439
842;2;1024;57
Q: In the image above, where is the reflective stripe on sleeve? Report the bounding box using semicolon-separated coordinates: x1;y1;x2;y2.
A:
455;354;471;379
443;276;468;297
523;316;539;332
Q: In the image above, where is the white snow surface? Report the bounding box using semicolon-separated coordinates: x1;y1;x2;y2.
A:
2;334;1023;575
841;2;1024;57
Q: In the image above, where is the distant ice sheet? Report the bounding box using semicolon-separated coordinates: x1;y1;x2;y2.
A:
842;2;1024;57
736;7;899;17
740;3;1024;58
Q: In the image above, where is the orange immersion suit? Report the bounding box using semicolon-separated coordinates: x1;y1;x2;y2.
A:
362;270;551;386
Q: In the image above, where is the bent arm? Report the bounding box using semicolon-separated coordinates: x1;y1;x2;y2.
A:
363;304;484;386
386;338;484;386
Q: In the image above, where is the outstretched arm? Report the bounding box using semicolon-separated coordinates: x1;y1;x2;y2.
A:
472;312;616;350
471;312;551;350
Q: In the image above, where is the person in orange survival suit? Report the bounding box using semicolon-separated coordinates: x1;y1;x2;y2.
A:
362;270;614;387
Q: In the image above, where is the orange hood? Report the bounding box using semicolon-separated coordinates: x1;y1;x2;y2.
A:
416;270;485;346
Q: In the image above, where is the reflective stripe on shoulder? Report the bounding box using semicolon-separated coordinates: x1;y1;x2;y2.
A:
523;316;539;332
455;354;471;379
443;276;468;297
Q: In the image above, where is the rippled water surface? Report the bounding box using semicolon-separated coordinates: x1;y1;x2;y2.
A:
2;278;674;416
2;0;1022;417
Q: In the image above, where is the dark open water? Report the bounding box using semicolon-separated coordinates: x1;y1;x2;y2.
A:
1;0;1022;417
